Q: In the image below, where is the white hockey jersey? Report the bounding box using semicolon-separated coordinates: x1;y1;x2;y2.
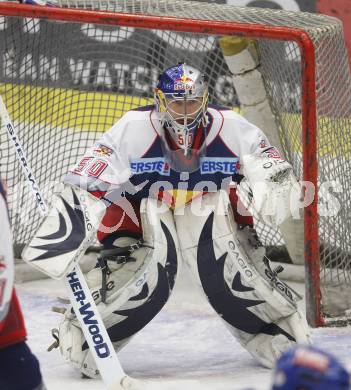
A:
66;104;279;208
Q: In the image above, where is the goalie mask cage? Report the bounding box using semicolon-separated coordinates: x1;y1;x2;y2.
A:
0;0;351;327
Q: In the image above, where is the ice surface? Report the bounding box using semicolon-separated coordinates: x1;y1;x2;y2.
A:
17;267;351;390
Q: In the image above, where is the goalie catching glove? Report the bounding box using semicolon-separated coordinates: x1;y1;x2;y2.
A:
242;151;302;226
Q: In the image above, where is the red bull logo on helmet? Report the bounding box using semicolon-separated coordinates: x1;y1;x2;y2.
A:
174;74;195;91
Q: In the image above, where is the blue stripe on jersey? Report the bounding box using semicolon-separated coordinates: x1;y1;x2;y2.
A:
129;139;241;196
206;134;237;158
127;105;242;197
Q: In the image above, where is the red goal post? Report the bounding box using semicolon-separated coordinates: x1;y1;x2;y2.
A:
0;0;350;328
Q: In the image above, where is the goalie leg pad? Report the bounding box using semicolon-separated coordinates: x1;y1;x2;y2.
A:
175;191;309;368
55;198;179;378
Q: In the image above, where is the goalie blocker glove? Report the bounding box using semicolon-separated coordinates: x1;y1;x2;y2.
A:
22;183;106;279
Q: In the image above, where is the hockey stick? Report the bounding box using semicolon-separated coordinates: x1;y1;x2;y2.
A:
0;95;133;390
0;95;48;216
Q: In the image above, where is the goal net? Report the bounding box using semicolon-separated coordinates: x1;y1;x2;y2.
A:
0;0;350;327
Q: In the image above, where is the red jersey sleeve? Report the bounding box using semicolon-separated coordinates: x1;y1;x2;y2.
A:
0;288;27;348
229;186;253;226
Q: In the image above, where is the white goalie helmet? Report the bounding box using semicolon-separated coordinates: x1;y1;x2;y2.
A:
154;63;209;156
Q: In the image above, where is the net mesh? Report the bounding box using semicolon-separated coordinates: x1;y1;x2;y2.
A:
0;0;351;318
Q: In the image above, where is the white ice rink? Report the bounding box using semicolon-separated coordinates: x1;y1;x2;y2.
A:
18;267;351;390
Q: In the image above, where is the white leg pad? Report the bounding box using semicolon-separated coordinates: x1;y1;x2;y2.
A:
55;198;180;377
175;191;309;368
